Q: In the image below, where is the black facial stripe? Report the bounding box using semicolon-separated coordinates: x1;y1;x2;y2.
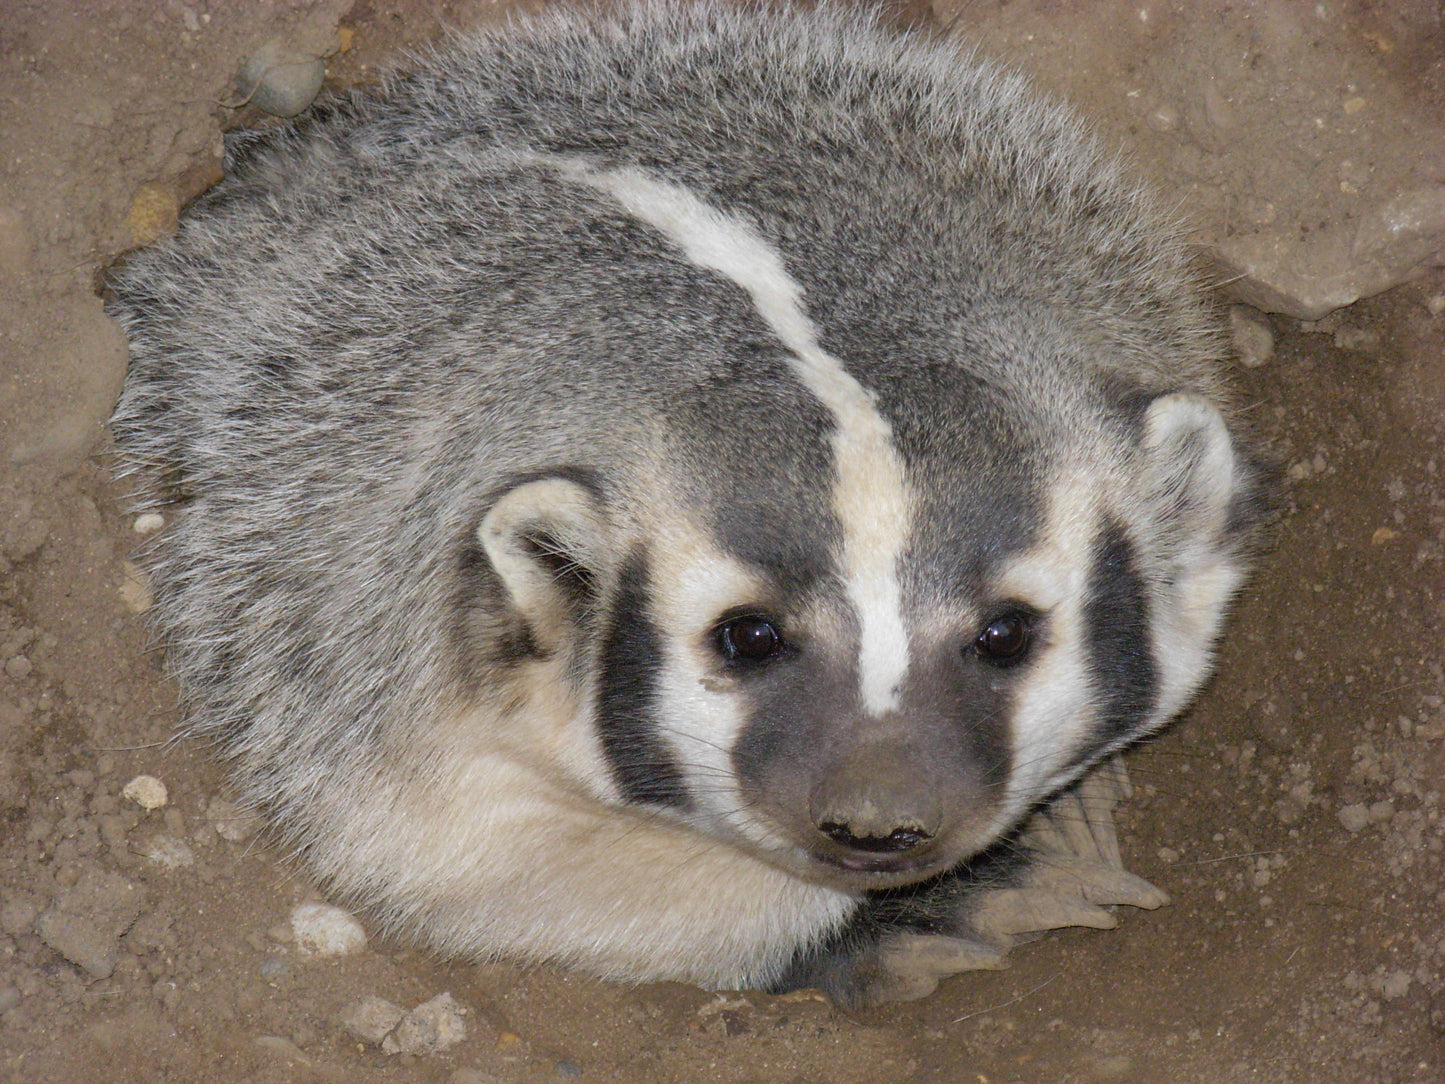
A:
595;551;689;809
1085;520;1157;742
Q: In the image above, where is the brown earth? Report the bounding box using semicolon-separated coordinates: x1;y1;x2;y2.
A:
1;2;1442;1082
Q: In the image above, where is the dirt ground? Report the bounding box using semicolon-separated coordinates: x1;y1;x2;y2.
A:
2;1;1443;1082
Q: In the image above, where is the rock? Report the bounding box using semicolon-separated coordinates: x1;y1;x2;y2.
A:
121;775;168;811
239;41;326;118
205;796;262;843
1229;305;1274;368
1381;970;1412;1000
126;183;180;247
118;560;154;615
1214;185;1445;319
1336;803;1372;833
36;867;144;979
0;891;44;937
1332;326;1381;353
290;902;367;956
382;992;468;1056
140;834;195;870
341;995;406;1046
448;1071;505;1084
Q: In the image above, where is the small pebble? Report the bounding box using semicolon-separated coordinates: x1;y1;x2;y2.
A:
341;995;406;1046
239;41;326;118
122;775;168;811
290;902;367;956
206;796;263;843
1337;803;1372;833
1229;305;1275;368
382;992;467;1056
1146;103;1180;132
1332;325;1382;353
119;561;154;614
133;512;165;535
1381;970;1412;1000
141;834;195;870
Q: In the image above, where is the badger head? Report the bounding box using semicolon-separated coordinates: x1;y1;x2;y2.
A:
466;384;1256;897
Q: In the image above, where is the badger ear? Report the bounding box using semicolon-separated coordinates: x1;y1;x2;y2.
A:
1138;393;1254;685
477;474;611;652
1140;392;1241;542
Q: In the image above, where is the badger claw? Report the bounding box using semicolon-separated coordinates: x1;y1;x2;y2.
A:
870;932;1007;1003
966;755;1169;944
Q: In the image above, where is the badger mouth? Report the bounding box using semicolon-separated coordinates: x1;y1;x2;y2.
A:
801;840;968;889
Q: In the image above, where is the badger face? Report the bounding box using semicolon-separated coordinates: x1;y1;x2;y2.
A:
477;378;1250;896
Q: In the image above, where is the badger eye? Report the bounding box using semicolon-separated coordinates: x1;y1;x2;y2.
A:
973;609;1035;666
716;615;784;665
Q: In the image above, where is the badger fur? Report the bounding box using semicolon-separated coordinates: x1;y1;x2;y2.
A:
107;0;1263;1005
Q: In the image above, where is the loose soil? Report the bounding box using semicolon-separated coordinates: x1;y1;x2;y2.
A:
1;2;1442;1082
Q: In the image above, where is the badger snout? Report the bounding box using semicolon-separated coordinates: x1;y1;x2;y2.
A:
785;737;999;880
809;759;942;871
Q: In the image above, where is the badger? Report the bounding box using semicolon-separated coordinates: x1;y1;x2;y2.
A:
106;0;1264;1006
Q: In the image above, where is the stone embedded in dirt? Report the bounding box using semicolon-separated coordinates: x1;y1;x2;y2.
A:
341;995;407;1046
382;992;468;1056
140;834;195;870
1332;326;1382;353
118;559;153;615
125;183;180;247
1229;305;1275;368
205;795;263;843
35;866;144;979
1381;970;1412;1000
239;40;327;118
0;890;44;937
121;775;168;810
290;902;367;956
1337;804;1372;833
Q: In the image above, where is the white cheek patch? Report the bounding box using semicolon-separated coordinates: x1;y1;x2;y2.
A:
552;160;913;716
643;521;771;833
1149;543;1246;722
991;473;1101;811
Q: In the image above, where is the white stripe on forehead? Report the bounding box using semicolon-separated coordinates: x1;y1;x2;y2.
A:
555;160;912;715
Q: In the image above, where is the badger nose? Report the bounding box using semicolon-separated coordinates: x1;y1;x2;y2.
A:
817;818;934;853
810;787;942;857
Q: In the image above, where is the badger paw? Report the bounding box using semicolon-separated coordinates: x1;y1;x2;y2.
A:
864;756;1167;1005
965;756;1169;945
867;931;1007;1003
